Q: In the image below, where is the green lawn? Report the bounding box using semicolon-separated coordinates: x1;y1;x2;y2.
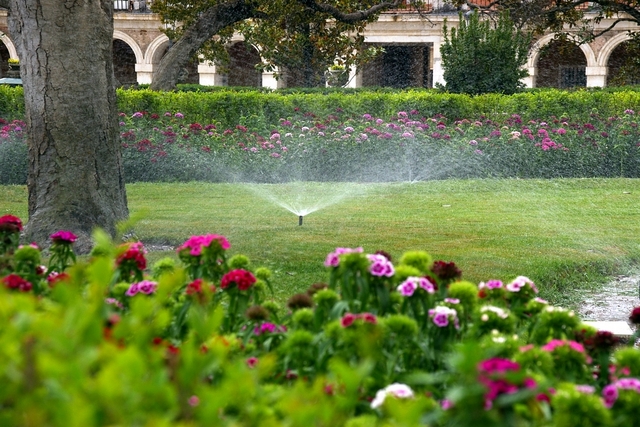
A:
2;178;639;307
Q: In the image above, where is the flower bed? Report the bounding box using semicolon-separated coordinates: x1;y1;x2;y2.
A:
2;213;640;426
2;108;640;185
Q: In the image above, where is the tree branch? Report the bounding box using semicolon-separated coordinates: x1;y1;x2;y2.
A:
294;0;404;24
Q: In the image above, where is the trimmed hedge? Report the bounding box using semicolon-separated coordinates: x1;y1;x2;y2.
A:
2;85;640;129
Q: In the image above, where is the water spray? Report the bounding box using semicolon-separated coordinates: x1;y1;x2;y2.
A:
298;215;304;226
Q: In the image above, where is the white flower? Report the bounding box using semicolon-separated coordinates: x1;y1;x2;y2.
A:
371;383;414;409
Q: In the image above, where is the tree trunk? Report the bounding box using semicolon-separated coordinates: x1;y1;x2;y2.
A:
150;0;257;91
8;0;128;253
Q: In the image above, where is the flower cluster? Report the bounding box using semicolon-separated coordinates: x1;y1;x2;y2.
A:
50;230;78;244
477;358;537;410
602;378;640;408
116;242;147;281
2;273;32;292
125;280;158;296
324;247;363;267
253;322;287;335
367;253;394;277
370;383;414;409
397;276;436;296
340;312;377;328
220;269;256;291
177;234;230;257
428;305;459;328
0;214;22;234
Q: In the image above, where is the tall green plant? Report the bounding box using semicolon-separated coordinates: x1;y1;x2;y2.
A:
441;11;531;95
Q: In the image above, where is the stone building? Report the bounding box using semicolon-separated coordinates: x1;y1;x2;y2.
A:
0;1;638;89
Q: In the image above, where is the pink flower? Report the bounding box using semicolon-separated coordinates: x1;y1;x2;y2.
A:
367;254;394;277
340;313;357;328
177;234;230;257
125;282;139;296
371;383;414;409
0;214;23;233
397;278;418;296
188;395;200;407
429;306;458;328
50;230;78;244
246;357;259;368
137;280;157;295
323;247;363;267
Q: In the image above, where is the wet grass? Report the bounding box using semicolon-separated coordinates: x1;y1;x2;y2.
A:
2;178;639;307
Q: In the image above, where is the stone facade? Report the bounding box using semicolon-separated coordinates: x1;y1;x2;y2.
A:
0;4;637;89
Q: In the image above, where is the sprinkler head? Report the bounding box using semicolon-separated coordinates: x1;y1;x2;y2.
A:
299;215;303;226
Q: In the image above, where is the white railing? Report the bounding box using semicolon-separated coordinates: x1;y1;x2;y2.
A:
114;0;152;12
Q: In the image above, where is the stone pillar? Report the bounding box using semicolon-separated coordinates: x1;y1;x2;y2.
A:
432;40;445;87
135;63;154;85
522;66;536;88
586;66;607;87
262;69;286;89
345;66;362;88
198;62;227;86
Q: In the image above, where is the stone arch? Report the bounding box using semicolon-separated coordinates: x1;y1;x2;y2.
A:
112;31;144;64
597;32;632;67
528;34;595;88
144;34;170;66
528;33;597;70
0;33;18;60
600;32;640;86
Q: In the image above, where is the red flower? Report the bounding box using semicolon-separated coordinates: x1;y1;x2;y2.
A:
0;215;23;233
47;271;70;287
186;278;204;295
2;273;32;292
220;269;256;291
50;230;78;244
340;313;357;328
431;260;462;281
116;242;147;271
629;306;640;324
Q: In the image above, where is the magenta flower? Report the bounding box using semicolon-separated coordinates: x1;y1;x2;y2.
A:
397;278;418;296
253;322;285;335
323;247;363;267
367;254;394;277
177;234;230;257
137;280;157;294
428;305;459;328
340;313;357;328
246;357;259;368
0;214;23;233
50;230;78;244
125;282;139;296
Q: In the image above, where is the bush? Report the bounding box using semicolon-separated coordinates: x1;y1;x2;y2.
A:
440;11;531;95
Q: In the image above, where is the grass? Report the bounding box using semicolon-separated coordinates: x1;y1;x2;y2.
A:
2;178;639;307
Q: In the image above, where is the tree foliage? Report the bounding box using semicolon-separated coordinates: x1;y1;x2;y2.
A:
440;11;531;95
453;0;640;41
150;0;429;89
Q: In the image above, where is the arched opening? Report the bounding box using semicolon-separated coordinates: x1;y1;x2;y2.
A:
607;39;640;86
0;43;9;78
361;44;432;88
536;39;587;88
113;39;137;87
227;42;262;87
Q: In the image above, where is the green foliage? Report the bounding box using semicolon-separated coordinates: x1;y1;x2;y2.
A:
2;215;640;425
441;11;531;95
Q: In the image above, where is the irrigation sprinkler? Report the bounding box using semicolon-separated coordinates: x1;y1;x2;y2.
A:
299;215;303;226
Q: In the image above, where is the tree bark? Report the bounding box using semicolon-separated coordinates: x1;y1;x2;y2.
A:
7;0;128;253
150;0;258;91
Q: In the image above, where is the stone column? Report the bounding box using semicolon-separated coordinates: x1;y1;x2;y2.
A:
262;69;286;89
135;63;154;85
432;40;445;87
586;66;607;87
198;62;227;86
522;66;536;88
